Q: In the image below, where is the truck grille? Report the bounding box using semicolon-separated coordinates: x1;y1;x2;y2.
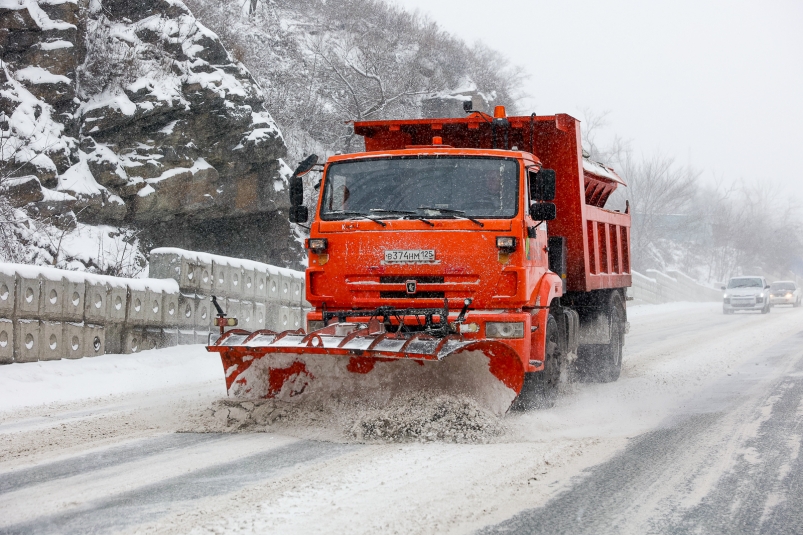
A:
379;291;446;299
378;276;445;299
379;276;444;284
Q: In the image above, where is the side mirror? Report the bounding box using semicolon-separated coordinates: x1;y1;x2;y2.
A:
289;205;309;223
292;154;318;178
721;285;726;291
765;284;771;289
290;176;304;207
529;168;556;202
530;202;556;221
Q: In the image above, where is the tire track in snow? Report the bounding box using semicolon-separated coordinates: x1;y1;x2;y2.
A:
477;330;803;534
0;437;358;535
0;433;225;495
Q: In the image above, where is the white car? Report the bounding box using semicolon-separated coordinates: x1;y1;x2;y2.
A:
722;276;771;314
769;281;802;307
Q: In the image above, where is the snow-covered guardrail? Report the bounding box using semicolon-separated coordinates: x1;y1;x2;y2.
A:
0;249;306;364
628;269;722;304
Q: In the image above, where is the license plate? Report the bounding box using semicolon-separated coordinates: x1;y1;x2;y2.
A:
384;249;436;263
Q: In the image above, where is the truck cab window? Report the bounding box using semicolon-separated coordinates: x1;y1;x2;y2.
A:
320;156;519;219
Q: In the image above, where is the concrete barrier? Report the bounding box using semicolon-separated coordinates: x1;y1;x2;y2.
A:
127;288;148;326
123;328;142;354
15;273;41;319
254;302;267;331
40;321;63;361
254;268;268;301
0;271;14;318
64;322;84;359
41;277;63;321
84;282;109;324
1;248;306;363
14;319;40;363
107;283;127;324
84;324;105;357
0;319;12;364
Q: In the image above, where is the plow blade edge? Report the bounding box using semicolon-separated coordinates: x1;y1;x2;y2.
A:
206;322;526;416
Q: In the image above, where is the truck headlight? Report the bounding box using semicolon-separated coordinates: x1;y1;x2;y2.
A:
305;238;328;253
486;321;524;339
496;236;517;252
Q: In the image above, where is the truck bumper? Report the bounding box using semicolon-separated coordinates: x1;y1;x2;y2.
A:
306;309;536;371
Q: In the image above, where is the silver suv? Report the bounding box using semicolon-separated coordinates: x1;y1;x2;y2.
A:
722;276;771;314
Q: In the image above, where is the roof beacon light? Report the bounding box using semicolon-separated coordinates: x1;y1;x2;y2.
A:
493;105;507;119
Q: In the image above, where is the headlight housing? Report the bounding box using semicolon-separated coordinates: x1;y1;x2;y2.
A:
485;321;524;339
305;238;328;253
496;236;517;252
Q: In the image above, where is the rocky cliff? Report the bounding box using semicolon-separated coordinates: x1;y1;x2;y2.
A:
1;0;300;268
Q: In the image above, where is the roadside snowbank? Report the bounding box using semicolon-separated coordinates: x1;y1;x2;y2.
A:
0;345;222;412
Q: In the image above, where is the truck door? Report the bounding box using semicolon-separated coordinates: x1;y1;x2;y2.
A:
525;168;547;270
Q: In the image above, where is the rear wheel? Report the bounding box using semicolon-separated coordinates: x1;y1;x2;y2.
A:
512;314;561;410
576;297;624;383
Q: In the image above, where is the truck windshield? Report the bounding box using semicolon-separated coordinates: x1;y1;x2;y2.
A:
320;156;519;220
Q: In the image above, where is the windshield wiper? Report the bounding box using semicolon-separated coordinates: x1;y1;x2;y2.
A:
403;215;435;226
369;208;416;215
368;208;434;226
328;210;387;227
418;206;484;227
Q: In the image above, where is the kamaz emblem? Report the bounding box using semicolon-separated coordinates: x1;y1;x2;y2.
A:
406;280;417;294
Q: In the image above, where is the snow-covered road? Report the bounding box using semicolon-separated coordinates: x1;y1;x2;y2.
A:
1;302;802;534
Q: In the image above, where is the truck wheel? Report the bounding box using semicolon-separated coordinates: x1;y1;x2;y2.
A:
576;298;624;383
512;314;561;410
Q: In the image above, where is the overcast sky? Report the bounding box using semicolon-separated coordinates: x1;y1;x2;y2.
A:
393;0;803;203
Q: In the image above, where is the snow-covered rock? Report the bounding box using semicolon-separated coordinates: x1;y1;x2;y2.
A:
0;0;299;269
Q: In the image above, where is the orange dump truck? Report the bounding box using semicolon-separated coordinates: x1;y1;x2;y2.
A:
208;107;631;414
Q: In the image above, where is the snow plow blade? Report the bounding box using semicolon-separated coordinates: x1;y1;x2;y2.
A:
206;321;525;416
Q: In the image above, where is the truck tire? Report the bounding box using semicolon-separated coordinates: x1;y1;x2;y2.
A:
512;314;561;410
575;294;624;383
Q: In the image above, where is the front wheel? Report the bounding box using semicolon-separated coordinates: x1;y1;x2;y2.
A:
512;314;561;410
